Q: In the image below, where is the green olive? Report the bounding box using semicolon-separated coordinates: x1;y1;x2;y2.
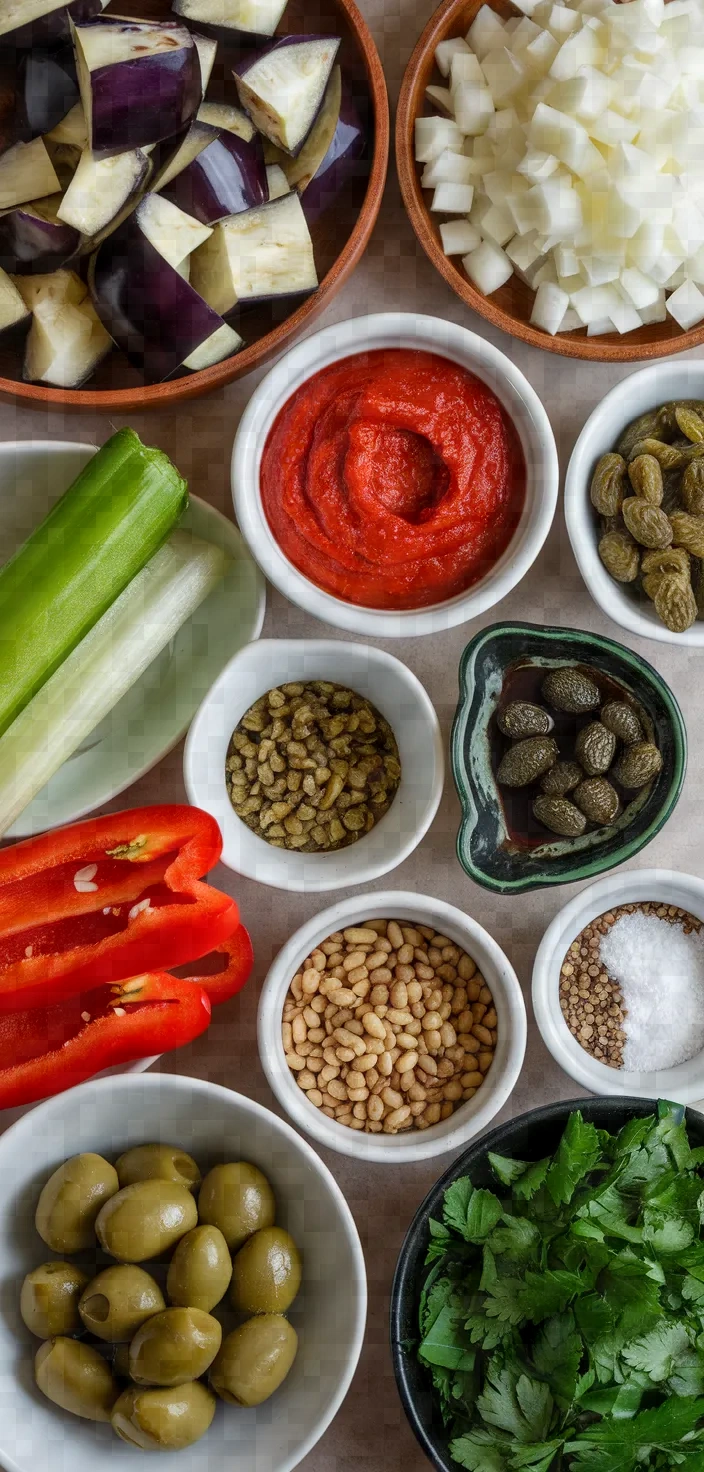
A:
111;1343;132;1380
35;1153;119;1253
78;1264;165;1341
20;1261;89;1339
111;1382;216;1451
166;1225;232;1312
129;1307;222;1386
115;1144;201;1193
209;1315;298;1406
197;1162;275;1251
35;1337;119;1422
230;1227;302;1316
95;1180;198;1262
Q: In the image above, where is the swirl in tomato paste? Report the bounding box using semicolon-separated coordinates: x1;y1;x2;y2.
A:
260;348;526;611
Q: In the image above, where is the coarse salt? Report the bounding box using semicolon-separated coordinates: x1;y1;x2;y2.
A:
600;911;704;1072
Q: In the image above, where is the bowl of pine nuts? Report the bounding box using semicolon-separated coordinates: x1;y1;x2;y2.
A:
257;891;527;1163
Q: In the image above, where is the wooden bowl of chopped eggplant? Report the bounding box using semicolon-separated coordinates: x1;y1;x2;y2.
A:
0;0;388;408
390;1096;704;1472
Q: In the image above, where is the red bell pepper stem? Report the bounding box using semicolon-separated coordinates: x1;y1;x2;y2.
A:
0;972;212;1111
182;926;254;1005
0;805;240;1012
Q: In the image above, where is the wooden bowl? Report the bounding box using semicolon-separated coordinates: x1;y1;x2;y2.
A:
0;0;388;411
396;0;704;362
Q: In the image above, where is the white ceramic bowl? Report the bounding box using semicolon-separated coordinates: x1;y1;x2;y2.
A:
533;868;704;1103
184;639;443;892
0;1072;366;1472
565;361;704;647
231;312;558;638
0;440;265;836
258;891;527;1164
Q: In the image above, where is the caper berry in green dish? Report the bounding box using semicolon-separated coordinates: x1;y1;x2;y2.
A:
225;680;401;853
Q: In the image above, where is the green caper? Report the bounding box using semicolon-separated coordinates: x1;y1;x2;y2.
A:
198;1162;275;1251
35;1153;119;1253
20;1261;89;1339
210;1315;298;1406
115;1144;201;1193
166;1225;232;1312
129;1307;222;1387
35;1337;119;1422
95;1180;198;1263
78;1264;165;1341
111;1382;216;1451
230;1227;302;1316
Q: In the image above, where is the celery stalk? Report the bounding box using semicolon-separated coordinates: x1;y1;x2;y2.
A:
0;428;187;738
0;529;228;838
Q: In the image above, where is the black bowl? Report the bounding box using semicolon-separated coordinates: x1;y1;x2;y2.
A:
389;1096;704;1472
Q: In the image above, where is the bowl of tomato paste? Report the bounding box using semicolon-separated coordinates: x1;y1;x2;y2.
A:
232;312;558;637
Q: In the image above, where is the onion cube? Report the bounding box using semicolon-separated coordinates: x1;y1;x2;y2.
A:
549;25;604;81
481;201;515;244
466;6;508;58
508;17;541;53
589;110;639;145
586;316;614;335
431;182;475;213
440;220;482;255
463;238;513;293
450;52;484;89
425;85;454;115
530;278;569;332
640;291;667;324
526;178;582;237
481;48;526;106
434;37;471;77
517;148;559;182
666;278;704;328
607;294;643;333
620;267;661;308
422;151;477;188
453;82;495;135
415;117;464;163
560;306;583;330
506;229;542;271
524;30;561;73
572;283;622;324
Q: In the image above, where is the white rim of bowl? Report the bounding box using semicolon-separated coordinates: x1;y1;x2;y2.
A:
231;311;559;637
532;868;704;1101
565;361;704;646
183;638;445;892
258;890;527;1163
0;1072;368;1472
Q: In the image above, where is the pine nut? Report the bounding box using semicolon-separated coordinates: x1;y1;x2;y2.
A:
385;1105;411;1131
397;1050;418;1074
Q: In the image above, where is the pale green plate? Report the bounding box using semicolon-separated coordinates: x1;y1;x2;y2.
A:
3;440;265;837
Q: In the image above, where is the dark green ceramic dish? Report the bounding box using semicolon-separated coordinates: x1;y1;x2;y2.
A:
451;622;687;895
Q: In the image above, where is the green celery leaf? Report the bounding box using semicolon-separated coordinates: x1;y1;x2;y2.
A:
571;1394;704;1460
476;1363;553;1442
657;1100;693;1170
425;1217;454;1265
487;1215;540;1263
482;1275;526;1325
489;1152;530;1187
575;1291;614;1343
574;1368;596;1400
450;1428;509;1472
599;1259;664;1338
513;1158;550;1201
683;1275;704;1306
518;1268;589;1323
465;1307;515;1350
420;1273;454;1336
580;1379;645;1419
670;1349;704;1398
613;1115;657;1159
546;1112;603;1207
466;1189;505;1243
531;1310;583;1403
509;1440;564;1471
644;1208;695;1254
418;1299;475;1370
444;1178;475;1238
622;1320;692;1381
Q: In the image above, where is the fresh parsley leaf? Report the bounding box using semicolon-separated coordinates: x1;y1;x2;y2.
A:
444;1178;475;1238
546;1112;603;1207
574;1290;614;1343
489;1152;530;1187
669;1348;704;1397
476;1363;553;1442
465;1190;505;1243
464;1309;514;1351
643;1207;696;1254
487;1215;540;1262
512;1157;550;1201
509;1440;565;1471
579;1379;645;1420
622;1320;692;1381
450;1428;509;1472
571;1394;704;1461
599;1258;664;1339
531;1310;583;1404
418;1299;476;1371
425;1217;454;1265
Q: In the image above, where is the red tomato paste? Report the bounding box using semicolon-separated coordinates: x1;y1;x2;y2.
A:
260;348;526;610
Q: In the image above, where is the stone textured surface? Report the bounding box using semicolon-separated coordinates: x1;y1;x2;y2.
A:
2;0;703;1463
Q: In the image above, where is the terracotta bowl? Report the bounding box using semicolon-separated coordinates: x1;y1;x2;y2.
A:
396;0;704;363
0;0;388;412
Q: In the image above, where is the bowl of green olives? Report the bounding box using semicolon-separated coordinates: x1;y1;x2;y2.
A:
0;1072;366;1472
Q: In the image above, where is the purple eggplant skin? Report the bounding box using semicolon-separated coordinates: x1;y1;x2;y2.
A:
80;22;201;158
90;215;233;381
161;129;267;225
0;203;80;274
302;75;367;223
16;46;79;143
0;0;104;52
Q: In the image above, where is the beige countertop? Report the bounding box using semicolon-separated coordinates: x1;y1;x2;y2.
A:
2;2;703;1463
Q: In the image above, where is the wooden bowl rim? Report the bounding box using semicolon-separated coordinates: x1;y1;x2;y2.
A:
395;0;704;364
2;0;389;413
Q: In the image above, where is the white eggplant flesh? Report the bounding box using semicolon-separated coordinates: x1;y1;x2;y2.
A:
73;17;201;157
172;0;289;40
272;65;340;191
233;36;341;155
265;164;290;200
45;100;87;148
0;137;60;211
0;268;31;335
151;120;218;193
197;100;255;142
57;146;149;236
193;33;218;96
182;320;242;370
0;0;104;48
24;289;112;387
190;189;317;314
13;266;87;310
135;192;213;271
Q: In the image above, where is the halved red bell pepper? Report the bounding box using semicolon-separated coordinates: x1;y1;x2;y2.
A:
0;928;254;1110
0;805;239;1012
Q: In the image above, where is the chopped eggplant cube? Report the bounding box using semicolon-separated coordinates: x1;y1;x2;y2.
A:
73;18;201;157
57;146;149;237
197;100;255;142
190;189;317;315
0;267;31;335
0;137;59;211
233;35;341;156
135;193;213;271
0;0;105;50
160;129;268;225
18;267;112;387
151;120;218;194
182;320;242;371
172;0;289;41
193;33;217;96
17;44;78;141
0;196;80;274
